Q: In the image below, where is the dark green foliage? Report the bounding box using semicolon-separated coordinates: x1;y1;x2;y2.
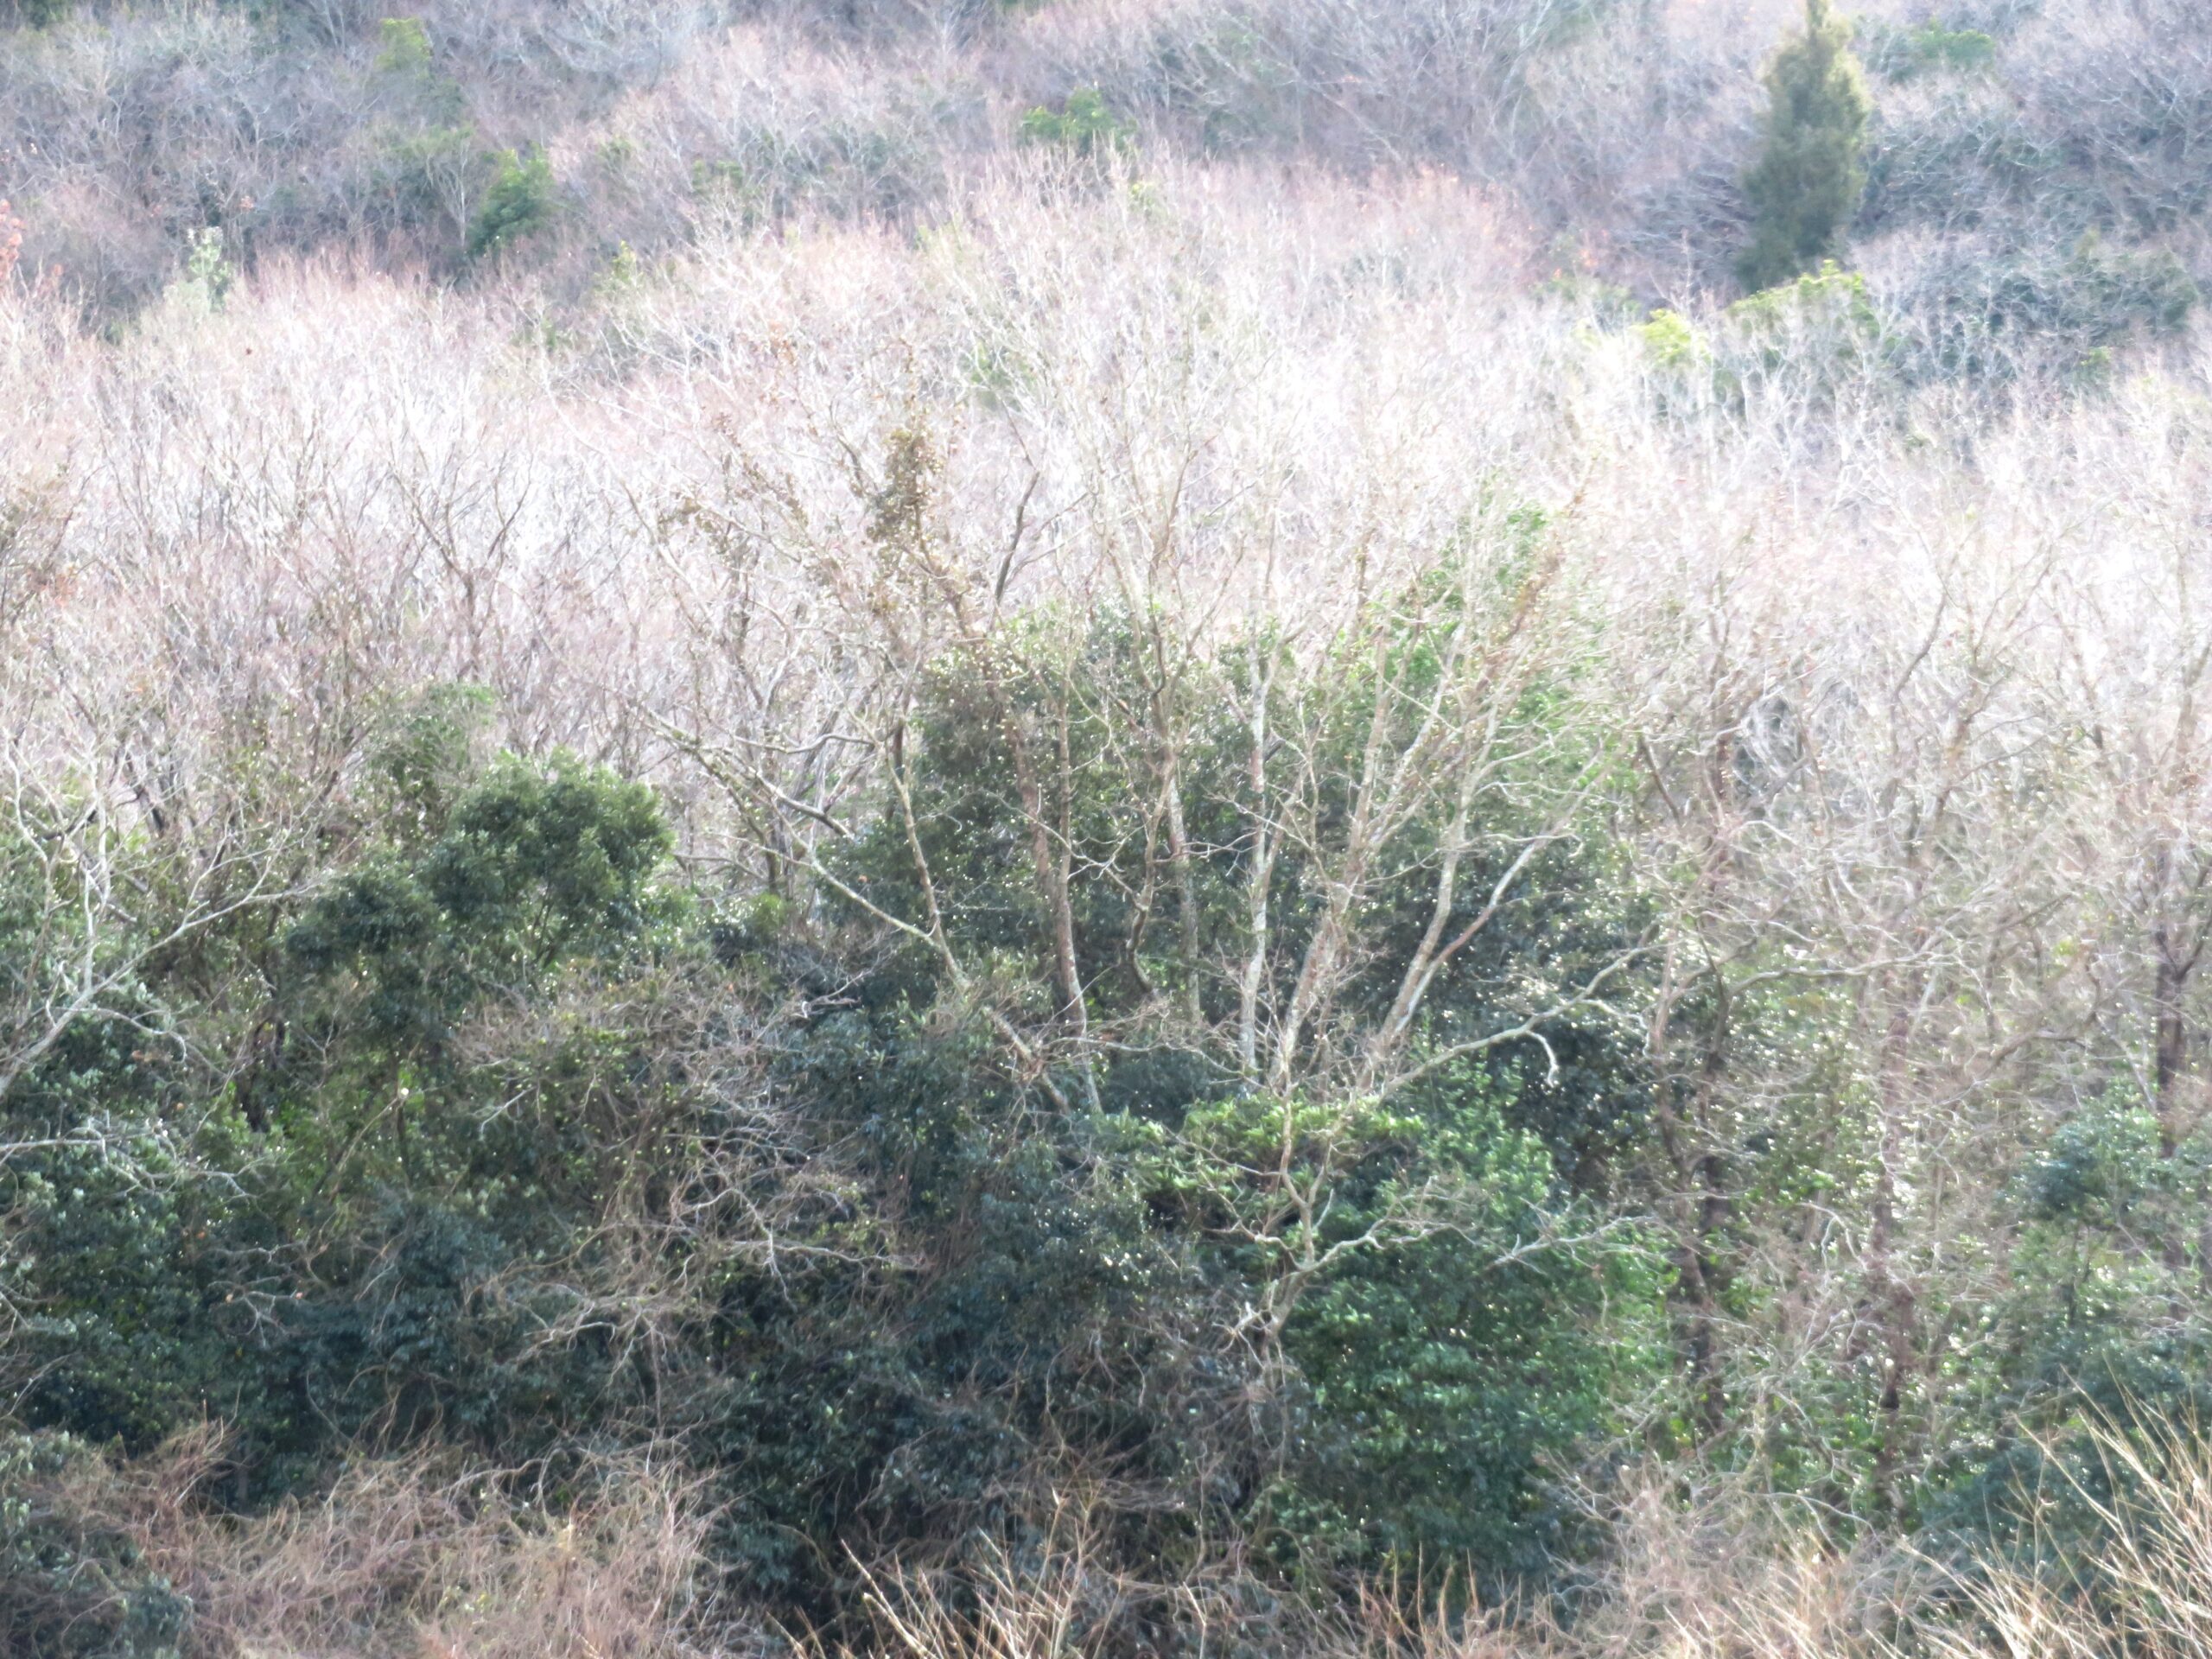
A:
692;1005;1244;1607
467;146;556;261
1925;1084;2212;1570
286;1198;633;1454
0;1434;188;1659
0;623;1667;1626
8;1132;276;1454
286;749;671;1049
2;742;676;1471
810;601;1664;1590
1739;0;1874;291
13;588;2080;1634
1177;1077;1662;1586
0;509;1753;1653
18;0;2212;1642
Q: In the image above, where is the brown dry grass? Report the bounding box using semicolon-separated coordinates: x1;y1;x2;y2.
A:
46;1425;719;1659
27;1410;2212;1659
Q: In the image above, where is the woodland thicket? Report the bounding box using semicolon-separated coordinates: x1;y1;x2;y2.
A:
6;1;2212;1656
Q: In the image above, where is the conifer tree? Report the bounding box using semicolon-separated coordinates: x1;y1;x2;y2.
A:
1738;0;1872;291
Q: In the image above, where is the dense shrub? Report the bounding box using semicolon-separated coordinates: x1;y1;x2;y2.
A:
0;619;1666;1626
467;147;557;261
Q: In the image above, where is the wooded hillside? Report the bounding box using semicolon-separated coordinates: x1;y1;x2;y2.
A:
6;2;2212;1655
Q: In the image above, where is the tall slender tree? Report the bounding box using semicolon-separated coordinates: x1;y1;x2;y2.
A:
1738;0;1872;291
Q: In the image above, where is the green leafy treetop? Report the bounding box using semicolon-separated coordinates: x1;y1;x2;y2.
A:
467;146;556;262
1738;0;1872;292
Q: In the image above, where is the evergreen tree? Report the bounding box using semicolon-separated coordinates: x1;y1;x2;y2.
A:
1738;0;1872;291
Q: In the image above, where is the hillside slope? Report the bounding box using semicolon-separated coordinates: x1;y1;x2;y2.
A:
6;3;2212;1657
